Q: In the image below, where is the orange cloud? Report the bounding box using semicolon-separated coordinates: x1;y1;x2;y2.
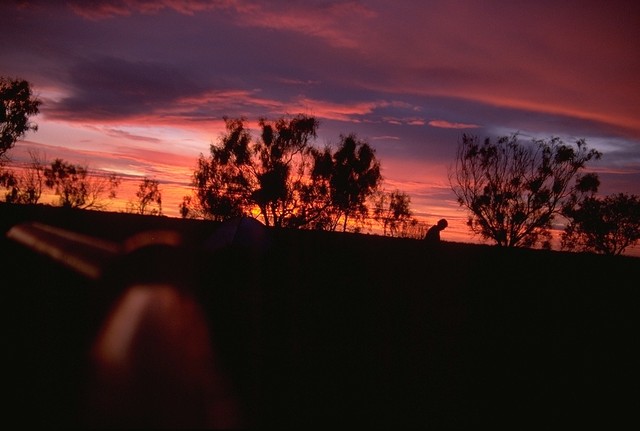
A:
290;98;384;122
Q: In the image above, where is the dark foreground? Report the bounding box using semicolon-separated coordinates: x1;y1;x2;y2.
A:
2;203;639;428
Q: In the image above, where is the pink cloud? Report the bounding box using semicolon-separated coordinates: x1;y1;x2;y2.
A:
66;0;235;20
66;0;376;48
235;1;377;48
326;2;640;137
469;95;640;135
428;120;479;129
290;98;383;122
176;89;283;115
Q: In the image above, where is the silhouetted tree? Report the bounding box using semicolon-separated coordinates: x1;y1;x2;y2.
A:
562;193;640;255
179;195;196;219
326;134;382;231
191;117;253;221
252;115;319;227
450;134;601;247
1;77;41;159
127;177;162;215
1;149;46;203
188;115;386;230
301;134;384;232
373;189;413;236
44;158;120;209
189;114;318;226
296;148;334;230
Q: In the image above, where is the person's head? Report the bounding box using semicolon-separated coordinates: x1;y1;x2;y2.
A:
437;219;448;230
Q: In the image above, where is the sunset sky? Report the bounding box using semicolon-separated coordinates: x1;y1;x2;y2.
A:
2;0;639;251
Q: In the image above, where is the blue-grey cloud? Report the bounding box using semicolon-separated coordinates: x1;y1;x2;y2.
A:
46;57;203;120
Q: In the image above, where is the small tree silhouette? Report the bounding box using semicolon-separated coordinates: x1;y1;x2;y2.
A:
1;149;46;203
449;133;601;248
562;193;640;255
44;158;120;209
373;189;413;236
127;177;162;216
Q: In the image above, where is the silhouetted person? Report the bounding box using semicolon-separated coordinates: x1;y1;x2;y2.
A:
424;218;448;243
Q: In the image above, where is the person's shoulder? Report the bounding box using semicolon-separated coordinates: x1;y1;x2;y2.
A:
424;228;438;240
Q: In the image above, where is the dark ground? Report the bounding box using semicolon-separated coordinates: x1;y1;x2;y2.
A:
2;203;639;428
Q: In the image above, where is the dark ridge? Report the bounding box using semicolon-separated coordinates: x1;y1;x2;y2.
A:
2;203;638;428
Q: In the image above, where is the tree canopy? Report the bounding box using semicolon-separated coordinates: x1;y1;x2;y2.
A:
1;77;41;159
309;134;382;231
450;134;601;248
185;115;383;231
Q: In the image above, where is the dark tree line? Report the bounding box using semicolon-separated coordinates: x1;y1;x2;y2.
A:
2;153;123;210
3;154;164;214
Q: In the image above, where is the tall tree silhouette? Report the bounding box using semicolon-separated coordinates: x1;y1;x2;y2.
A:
1;77;41;159
191;117;252;221
450;134;601;247
252;115;319;227
327;134;382;231
562;193;640;255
